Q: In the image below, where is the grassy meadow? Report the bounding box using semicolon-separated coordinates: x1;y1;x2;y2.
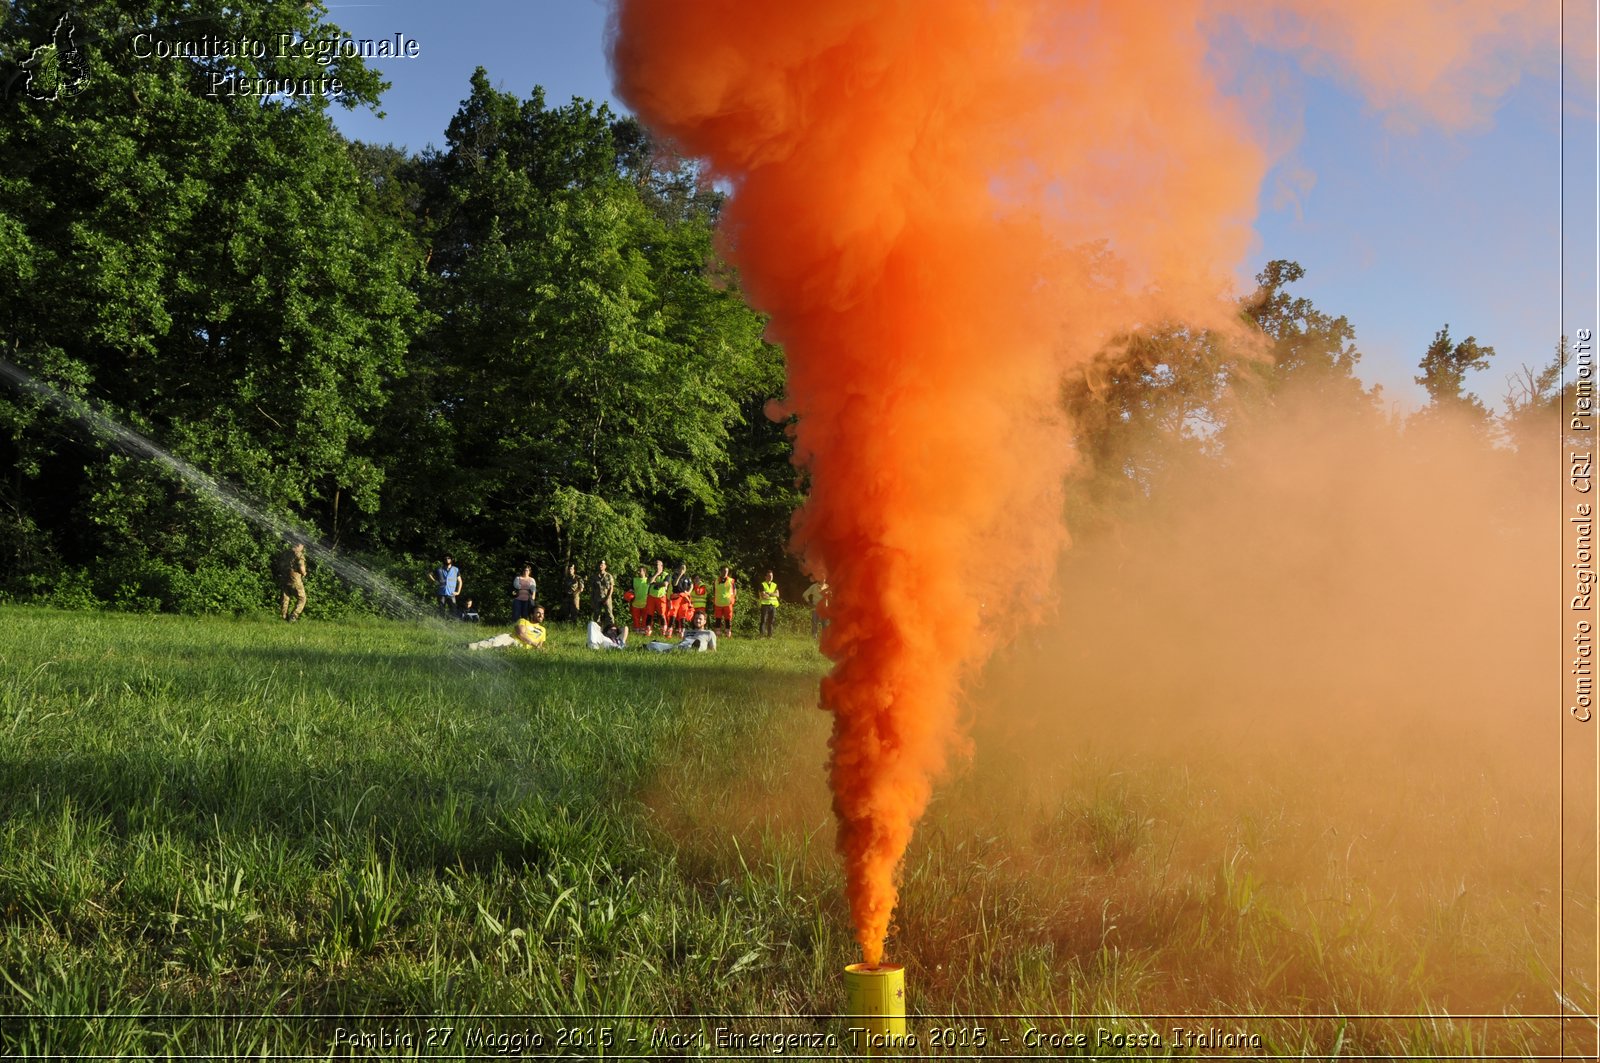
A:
0;606;1577;1058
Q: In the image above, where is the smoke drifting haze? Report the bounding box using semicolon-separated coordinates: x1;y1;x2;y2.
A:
973;391;1557;946
610;0;1564;973
1027;400;1548;749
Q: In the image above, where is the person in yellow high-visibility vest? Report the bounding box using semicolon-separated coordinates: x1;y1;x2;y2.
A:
758;570;780;638
712;566;737;637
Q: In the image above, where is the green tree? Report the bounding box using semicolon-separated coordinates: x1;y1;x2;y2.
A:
0;16;798;615
1414;324;1496;426
1241;260;1367;396
372;73;789;586
1064;323;1230;517
1500;335;1570;459
0;0;417;608
1065;260;1377;531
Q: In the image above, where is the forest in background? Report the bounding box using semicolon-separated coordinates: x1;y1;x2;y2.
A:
0;1;1567;618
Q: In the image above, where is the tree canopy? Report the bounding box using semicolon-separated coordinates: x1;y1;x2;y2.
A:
0;4;1533;617
0;6;795;613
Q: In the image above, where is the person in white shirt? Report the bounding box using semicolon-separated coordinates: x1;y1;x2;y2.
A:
646;610;717;653
587;620;629;650
511;565;537;621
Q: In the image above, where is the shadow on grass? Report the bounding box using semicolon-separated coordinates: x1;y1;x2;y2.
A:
0;745;621;877
1;631;827;882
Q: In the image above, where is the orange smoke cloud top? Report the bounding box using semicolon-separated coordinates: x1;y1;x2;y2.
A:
608;0;1551;966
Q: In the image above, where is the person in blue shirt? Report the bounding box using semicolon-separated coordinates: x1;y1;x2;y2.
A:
432;554;463;616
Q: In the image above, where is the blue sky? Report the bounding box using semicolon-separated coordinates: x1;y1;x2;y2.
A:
324;0;1594;411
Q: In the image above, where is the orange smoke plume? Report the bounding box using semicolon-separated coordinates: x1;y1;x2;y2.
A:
608;0;1551;966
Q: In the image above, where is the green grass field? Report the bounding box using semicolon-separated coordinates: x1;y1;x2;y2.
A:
0;607;1577;1058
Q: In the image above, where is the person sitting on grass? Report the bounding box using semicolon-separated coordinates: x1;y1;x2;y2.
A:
468;605;547;650
679;609;717;652
645;610;718;653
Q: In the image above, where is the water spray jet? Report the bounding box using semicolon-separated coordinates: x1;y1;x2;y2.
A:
0;357;426;621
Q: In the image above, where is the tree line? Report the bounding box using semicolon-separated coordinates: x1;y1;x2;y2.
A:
1062;257;1566;544
1;1;797;615
0;2;1558;618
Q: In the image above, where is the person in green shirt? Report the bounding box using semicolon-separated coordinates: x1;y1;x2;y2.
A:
712;566;737;637
630;565;652;633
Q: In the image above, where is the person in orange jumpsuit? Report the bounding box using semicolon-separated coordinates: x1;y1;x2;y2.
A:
629;565;650;632
711;566;736;637
645;559;670;634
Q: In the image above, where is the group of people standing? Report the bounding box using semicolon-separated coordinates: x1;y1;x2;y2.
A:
464;557;754;655
427;555;591;625
625;560;740;639
429;554;792;639
510;562;607;625
276;544;820;641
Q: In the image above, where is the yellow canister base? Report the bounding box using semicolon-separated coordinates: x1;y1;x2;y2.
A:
844;963;907;1050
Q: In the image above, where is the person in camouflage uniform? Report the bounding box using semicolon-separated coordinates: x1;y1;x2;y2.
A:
590;560;616;625
566;563;585;624
276;541;307;622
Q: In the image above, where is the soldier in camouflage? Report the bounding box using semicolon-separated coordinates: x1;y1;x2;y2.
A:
276;541;307;622
591;560;616;625
566;563;584;622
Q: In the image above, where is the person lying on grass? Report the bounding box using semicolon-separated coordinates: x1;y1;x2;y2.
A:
468;606;547;650
587;620;629;650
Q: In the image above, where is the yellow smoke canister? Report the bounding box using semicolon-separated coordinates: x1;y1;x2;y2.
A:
843;963;906;1046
